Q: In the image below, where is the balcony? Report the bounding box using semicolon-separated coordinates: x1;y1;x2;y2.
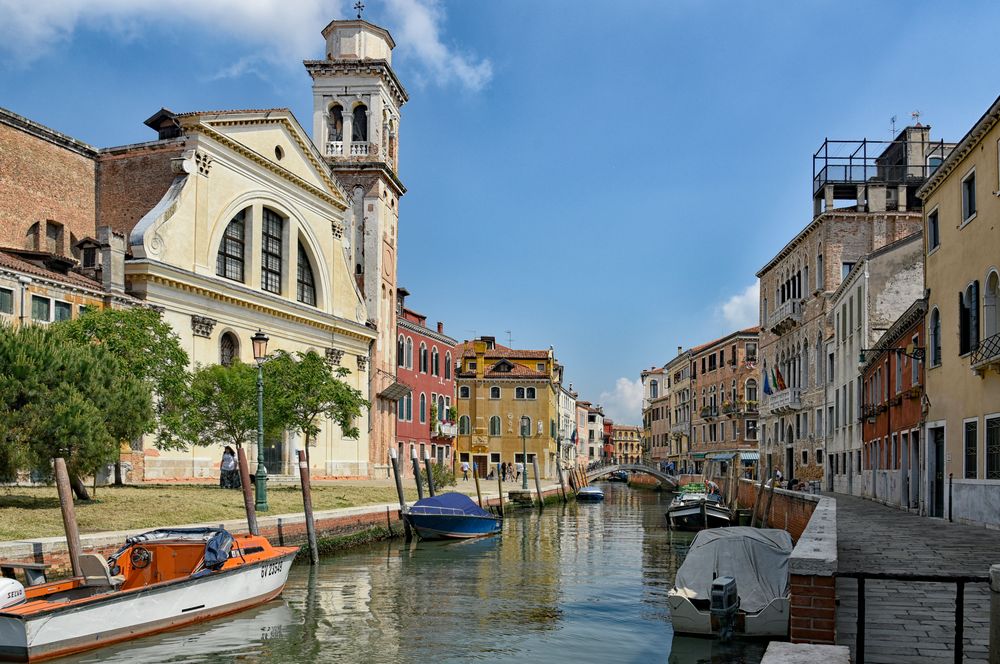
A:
670;419;690;435
326;141;343;156
433;422;458;439
699;406;718;420
972;333;1000;376
768;299;803;334
722;400;759;417
351;142;369;157
767;387;802;414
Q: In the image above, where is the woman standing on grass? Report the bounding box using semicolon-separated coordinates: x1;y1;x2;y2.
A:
220;446;241;489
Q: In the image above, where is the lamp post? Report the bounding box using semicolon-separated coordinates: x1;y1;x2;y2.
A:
520;415;530;490
251;329;269;512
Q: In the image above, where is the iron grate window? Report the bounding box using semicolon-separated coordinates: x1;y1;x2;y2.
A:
987;418;1000;480
216;210;246;282
296;243;316;306
965;420;979;479
261;209;283;294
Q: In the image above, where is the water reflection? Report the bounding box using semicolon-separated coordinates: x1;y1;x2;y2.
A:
58;484;766;664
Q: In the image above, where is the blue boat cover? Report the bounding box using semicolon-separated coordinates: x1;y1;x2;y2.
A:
409;492;493;517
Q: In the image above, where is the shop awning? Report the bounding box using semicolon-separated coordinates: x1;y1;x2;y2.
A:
692;453;707;459
379;380;411;401
707;452;736;460
741;451;760;462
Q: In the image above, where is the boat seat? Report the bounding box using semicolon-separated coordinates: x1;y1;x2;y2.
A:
78;554;125;587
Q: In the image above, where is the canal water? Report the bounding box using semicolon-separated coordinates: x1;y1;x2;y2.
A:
61;483;767;663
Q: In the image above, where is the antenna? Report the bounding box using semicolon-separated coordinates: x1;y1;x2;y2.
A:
911;110;921;124
890;115;897;136
505;330;513;347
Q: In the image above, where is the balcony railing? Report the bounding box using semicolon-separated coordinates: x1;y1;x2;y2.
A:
767;387;802;414
351;142;369;156
722;400;759;416
767;299;803;333
670;419;690;434
699;406;718;419
971;333;1000;376
326;141;343;156
434;422;458;439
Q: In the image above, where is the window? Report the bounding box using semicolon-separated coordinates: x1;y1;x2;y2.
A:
515;387;525;400
216;211;247;282
53;301;71;322
220;332;239;366
802;450;809;465
650;380;659;399
985;272;1000;340
746;419;757;440
987;416;1000;480
842;262;854;282
397;336;405;367
405;394;412;421
445;352;452;379
397;397;405;419
489;416;501;436
261;208;283;294
296;243;316;305
31;295;49;322
438;396;445;421
536;362;545;372
962;170;977;224
419;344;428;373
928;156;943;173
895;352;902;394
459;386;470;399
419;393;426;423
352;104;368;142
520;418;531;437
0;288;11;315
965;419;979;479
82;246;97;268
526;387;536;399
490;386;501;399
405;338;413;369
959;283;980;355
817;253;824;290
746;342;757;361
927;208;940;251
459;416;471;434
930;308;942;366
328;105;344;141
816;449;823;465
432;348;439;376
911;335;920;385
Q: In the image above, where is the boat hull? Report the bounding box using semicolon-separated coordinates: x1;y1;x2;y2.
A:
667;592;789;637
403;513;501;540
576;488;605;502
0;551;296;662
665;502;731;530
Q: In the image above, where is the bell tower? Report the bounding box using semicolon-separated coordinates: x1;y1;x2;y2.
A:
306;17;408;477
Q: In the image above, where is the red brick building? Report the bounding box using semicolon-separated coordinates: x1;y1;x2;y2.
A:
395;289;457;471
860;299;926;509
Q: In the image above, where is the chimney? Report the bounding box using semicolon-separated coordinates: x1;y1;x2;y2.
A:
482;335;496;350
98;226;126;293
677;346;682;355
437;321;443;334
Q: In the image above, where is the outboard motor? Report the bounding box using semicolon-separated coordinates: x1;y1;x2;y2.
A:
709;576;739;640
0;577;25;609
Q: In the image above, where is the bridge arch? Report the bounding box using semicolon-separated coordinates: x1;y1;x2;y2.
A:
587;463;678;487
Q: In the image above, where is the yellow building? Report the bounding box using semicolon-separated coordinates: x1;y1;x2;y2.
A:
611;425;642;463
918;94;1000;527
454;337;560;479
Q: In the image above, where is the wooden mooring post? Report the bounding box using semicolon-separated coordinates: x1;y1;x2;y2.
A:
423;452;436;498
532;459;544;509
410;448;424;502
53;458;83;578
389;448;411;542
236;446;259;535
555;461;568;503
296;450;319;566
473;462;483;508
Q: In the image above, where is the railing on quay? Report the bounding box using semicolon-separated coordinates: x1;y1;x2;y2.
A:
835;570;990;664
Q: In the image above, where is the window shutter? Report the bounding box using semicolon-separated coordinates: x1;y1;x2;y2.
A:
972;281;980;350
960;292;970;355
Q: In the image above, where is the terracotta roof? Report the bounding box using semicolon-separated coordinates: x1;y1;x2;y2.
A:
690;326;760;354
0;250;103;291
456;361;550;379
454;340;550;359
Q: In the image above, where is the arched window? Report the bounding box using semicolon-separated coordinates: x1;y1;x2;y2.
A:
419;393;426;423
432;348;439;376
405;338;413;369
419;343;428;373
352;104;368;142
296;242;316;306
515;387;525;400
328;104;344;142
216;210;246;282
405;394;412;421
490;386;501;399
459;386;470;399
397;335;405;367
526;387;536;400
261;208;284;294
220;332;239;366
459;415;471;435
930;308;942;366
650;379;659;399
489;416;501;436
520;418;532;436
745;379;758;403
438;396;445;421
445;352;452;379
985;271;999;340
960;282;980;355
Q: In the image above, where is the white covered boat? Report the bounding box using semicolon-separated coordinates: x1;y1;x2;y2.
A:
0;527;297;662
668;527;792;638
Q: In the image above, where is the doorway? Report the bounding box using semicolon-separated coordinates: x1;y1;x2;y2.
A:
473;455;489;479
931;427;945;517
785;445;794;481
910;430;920;509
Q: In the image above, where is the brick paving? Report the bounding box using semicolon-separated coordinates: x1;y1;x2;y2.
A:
830;493;999;662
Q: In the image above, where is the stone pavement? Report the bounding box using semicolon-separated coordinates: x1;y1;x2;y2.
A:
830;492;1000;662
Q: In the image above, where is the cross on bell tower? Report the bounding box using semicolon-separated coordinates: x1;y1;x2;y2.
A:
354;1;364;19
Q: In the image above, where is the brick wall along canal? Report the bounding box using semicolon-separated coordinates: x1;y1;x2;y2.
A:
58;483;768;664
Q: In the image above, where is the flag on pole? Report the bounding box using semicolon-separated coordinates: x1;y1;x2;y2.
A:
763;362;773;395
775;366;787;391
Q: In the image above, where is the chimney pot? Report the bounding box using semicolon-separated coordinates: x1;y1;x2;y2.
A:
437;322;443;334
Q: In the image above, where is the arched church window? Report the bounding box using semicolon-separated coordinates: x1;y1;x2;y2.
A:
261;208;283;294
216;209;246;282
220;332;239;367
329;105;344;141
296;242;316;306
353;105;368;142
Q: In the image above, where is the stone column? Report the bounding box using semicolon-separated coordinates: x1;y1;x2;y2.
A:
342;110;354;156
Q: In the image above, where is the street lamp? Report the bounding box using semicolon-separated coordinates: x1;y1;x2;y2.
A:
251;329;269;512
520;415;530;490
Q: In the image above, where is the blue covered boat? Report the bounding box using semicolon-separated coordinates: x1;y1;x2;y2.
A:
402;493;502;540
576;486;605;501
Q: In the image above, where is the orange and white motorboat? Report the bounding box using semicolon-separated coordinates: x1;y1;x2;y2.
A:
0;527;298;662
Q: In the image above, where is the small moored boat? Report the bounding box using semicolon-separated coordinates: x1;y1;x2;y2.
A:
665;484;732;530
402;493;502;540
576;486;605;502
668;527;792;638
0;527;297;662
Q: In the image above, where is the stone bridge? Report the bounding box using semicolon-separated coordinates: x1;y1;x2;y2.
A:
586;463;678;487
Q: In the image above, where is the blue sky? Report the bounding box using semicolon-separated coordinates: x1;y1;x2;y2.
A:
2;1;999;423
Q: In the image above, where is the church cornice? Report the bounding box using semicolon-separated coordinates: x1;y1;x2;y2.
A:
304;59;409;107
180;116;349;212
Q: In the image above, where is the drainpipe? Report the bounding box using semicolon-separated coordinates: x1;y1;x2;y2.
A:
17;275;32;324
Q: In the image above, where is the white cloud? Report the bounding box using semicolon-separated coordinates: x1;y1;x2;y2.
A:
0;0;492;91
598;377;644;425
717;281;760;330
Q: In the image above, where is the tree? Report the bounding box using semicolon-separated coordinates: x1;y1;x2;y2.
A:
183;362;261;451
0;323;153;498
264;350;369;464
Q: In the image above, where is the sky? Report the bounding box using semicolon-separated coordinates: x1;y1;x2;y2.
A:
2;1;999;424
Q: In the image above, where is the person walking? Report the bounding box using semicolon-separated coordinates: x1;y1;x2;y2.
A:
461;460;470;481
515;460;524;483
220;446;240;489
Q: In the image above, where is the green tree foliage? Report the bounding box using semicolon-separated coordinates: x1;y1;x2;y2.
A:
55;307;190;450
183;362;261;450
265;350;369;463
0;323;153;496
429;463;456;489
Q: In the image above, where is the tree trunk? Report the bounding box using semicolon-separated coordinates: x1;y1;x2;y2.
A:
69;473;91;501
114;461;123;486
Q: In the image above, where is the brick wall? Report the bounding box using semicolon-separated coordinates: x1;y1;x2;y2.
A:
733;478;817;540
0;118;96;250
790;574;837;644
97;143;185;238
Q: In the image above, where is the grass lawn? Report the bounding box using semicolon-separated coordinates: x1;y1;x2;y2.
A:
0;484;421;541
